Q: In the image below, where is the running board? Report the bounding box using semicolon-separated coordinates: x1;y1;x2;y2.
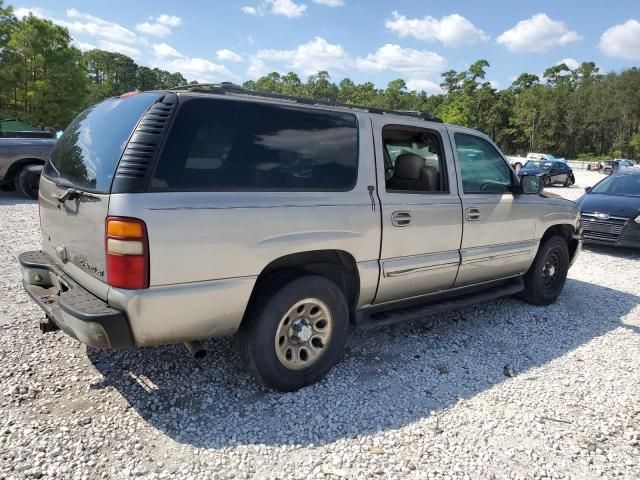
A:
356;277;524;330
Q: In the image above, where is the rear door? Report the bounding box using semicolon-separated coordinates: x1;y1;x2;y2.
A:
39;92;161;299
449;127;537;287
373;117;462;304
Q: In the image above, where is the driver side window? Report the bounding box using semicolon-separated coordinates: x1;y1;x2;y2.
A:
454;133;512;194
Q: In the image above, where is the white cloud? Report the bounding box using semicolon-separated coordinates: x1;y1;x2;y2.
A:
157;14;182;27
356;44;445;77
135;14;182;38
242;0;306;18
385;11;489;47
313;0;344;6
98;41;143;59
217;49;243;62
247;58;269;78
60;8;139;45
150;43;235;82
406;79;442;95
136;22;172;37
497;13;581;53
14;7;47;18
255;37;350;74
73;40;97;52
489;80;500;90
153;43;184;58
599;19;640;60
557;58;580;70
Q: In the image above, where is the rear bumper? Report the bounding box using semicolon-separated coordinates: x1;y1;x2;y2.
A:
18;251;134;349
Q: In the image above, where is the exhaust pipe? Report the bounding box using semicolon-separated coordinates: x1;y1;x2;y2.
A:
184;341;207;359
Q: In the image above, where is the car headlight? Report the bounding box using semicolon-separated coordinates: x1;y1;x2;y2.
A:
635;214;640;224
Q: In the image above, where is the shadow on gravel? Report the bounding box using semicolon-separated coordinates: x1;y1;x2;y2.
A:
87;277;639;449
583;244;640;260
0;190;36;205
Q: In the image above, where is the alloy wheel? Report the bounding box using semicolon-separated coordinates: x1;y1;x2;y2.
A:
275;298;333;370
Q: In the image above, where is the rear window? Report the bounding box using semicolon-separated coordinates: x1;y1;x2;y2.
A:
150;98;358;191
43;92;161;192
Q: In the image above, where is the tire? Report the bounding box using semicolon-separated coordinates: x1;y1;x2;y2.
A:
15;164;42;200
564;175;574;187
520;235;570;306
543;175;552;187
236;275;349;391
514;162;523;172
604;168;612;176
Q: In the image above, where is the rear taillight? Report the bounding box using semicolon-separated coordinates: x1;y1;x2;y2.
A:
105;217;149;289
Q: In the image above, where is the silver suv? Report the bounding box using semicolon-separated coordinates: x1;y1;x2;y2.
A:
19;85;582;391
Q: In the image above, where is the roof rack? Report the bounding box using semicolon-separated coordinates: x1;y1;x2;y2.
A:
169;82;443;123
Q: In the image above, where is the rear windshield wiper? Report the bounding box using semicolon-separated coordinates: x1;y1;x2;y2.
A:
56;187;100;203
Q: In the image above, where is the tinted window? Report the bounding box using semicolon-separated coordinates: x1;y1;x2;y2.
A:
44;92;161;192
383;127;447;193
454;133;512;194
150;99;358;191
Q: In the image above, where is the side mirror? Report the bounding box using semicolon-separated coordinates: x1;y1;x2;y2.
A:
520;174;542;194
585;186;592;193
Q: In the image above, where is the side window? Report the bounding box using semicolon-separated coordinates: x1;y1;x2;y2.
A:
454;133;512;194
150;99;358;191
383;126;448;193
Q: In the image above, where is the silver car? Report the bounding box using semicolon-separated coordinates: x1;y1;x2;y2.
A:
19;85;582;391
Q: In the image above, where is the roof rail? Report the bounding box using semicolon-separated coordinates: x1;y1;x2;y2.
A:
169;82;443;123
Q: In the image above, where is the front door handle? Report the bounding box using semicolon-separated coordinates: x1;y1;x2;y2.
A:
391;211;412;227
465;207;481;221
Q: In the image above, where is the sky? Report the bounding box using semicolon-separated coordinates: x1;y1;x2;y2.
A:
11;0;640;93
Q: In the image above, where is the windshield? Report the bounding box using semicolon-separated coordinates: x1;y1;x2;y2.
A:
524;160;552;170
43;92;161;192
590;174;640;197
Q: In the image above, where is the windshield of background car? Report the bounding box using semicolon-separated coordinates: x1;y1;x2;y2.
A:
591;174;640;197
43;92;161;192
525;160;552;169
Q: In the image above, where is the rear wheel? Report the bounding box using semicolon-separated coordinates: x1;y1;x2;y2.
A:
604;167;612;175
520;235;569;306
15;164;42;200
543;175;552;187
564;175;574;187
236;275;349;391
514;162;523;172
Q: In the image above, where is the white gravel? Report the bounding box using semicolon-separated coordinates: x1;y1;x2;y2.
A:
1;170;639;479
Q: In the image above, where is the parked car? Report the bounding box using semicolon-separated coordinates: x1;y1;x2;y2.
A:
518;159;575;187
506;155;528;171
527;153;566;163
18;85;582;391
577;170;640;247
0;136;56;199
600;159;636;175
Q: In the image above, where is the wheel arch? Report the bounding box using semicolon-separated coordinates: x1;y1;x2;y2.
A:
540;223;578;259
245;249;361;322
5;158;45;183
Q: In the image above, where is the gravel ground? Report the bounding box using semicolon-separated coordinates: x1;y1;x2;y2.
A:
1;170;639;479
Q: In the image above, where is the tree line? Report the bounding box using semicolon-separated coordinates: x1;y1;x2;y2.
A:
1;1;639;159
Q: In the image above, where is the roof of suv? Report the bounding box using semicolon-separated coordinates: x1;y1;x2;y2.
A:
166;82;444;124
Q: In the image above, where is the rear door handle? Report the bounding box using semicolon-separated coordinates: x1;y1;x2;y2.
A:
391;211;412;227
465;207;481;221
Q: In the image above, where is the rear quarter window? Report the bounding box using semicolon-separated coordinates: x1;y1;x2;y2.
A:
150;98;358;192
43;92;161;192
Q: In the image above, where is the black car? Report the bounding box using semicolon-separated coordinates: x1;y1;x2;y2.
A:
576;170;640;247
518;159;575;187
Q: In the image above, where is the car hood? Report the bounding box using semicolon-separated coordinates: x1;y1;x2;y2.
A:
576;193;640;218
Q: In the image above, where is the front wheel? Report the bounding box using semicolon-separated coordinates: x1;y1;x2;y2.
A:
604;168;612;175
514;162;523;172
519;235;570;306
236;275;349;391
